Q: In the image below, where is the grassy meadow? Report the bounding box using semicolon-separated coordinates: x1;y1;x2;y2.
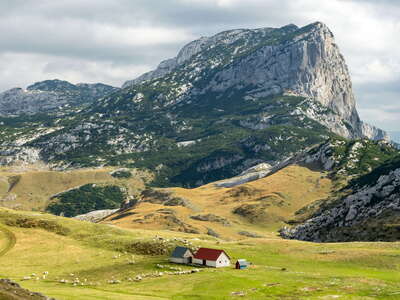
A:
0;208;399;299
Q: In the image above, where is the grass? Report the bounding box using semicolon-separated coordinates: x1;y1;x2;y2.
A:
104;165;332;239
0;166;151;211
0;208;399;299
0;164;399;299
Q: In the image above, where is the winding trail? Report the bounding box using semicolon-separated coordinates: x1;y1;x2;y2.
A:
0;225;16;257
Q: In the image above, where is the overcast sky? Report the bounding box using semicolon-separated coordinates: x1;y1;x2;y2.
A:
0;0;399;133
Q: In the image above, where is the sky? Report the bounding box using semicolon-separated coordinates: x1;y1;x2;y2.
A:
0;0;399;134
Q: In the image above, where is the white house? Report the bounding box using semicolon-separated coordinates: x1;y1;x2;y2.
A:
192;247;230;268
169;246;194;264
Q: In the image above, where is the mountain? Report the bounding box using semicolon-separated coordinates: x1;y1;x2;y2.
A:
122;22;385;140
0;22;388;187
0;79;118;116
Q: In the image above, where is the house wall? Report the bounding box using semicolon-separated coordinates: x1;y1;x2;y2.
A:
170;249;193;264
170;257;189;264
206;260;217;267
193;253;230;268
215;253;230;268
183;250;193;259
192;258;203;265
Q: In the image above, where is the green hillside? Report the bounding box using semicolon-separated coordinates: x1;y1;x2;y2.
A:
0;208;399;299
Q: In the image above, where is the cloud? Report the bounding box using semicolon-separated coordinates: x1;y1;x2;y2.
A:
0;52;150;89
0;0;399;131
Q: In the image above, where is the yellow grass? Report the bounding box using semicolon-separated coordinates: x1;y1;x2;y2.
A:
104;165;332;239
0;167;151;211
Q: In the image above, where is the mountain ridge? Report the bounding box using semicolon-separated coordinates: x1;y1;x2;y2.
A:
0;22;389;187
0;79;118;116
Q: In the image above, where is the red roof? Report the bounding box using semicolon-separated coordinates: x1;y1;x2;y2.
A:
193;248;230;261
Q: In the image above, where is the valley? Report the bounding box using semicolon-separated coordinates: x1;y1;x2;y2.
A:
0;150;399;299
0;208;400;299
0;19;399;299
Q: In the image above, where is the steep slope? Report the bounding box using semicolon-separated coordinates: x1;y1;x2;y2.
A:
0;79;118;116
281;153;400;242
0;22;387;187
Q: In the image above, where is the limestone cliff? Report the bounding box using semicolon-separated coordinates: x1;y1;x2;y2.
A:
123;22;386;140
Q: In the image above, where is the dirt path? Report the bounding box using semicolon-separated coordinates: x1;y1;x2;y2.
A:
0;225;16;257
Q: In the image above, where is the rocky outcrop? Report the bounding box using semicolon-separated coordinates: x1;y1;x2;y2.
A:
74;209;118;223
0;278;55;300
215;163;273;188
0;79;117;116
360;121;388;141
281;165;400;242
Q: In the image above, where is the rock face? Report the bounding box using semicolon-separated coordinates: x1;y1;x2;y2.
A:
280;147;400;242
123;22;385;140
281;166;400;242
74;209;119;223
0;79;117;116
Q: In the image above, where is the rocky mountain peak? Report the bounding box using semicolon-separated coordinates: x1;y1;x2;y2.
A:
122;22;385;141
27;79;78;92
0;80;118;116
122;23;300;89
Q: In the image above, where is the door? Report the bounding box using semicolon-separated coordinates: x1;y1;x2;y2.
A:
188;257;192;264
203;259;206;266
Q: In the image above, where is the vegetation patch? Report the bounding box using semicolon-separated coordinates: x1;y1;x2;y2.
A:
140;188;193;208
109;211;136;221
206;227;220;238
110;168;132;179
232;203;270;223
7;175;21;192
238;231;263;238
46;184;127;217
123;240;176;255
133;209;200;234
226;185;262;199
4;217;70;236
190;214;231;226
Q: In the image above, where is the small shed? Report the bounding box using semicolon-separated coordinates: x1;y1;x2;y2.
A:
193;248;230;268
169;246;194;264
235;259;249;269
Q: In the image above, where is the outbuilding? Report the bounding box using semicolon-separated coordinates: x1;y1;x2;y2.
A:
193;248;230;268
235;259;249;269
169;246;194;264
